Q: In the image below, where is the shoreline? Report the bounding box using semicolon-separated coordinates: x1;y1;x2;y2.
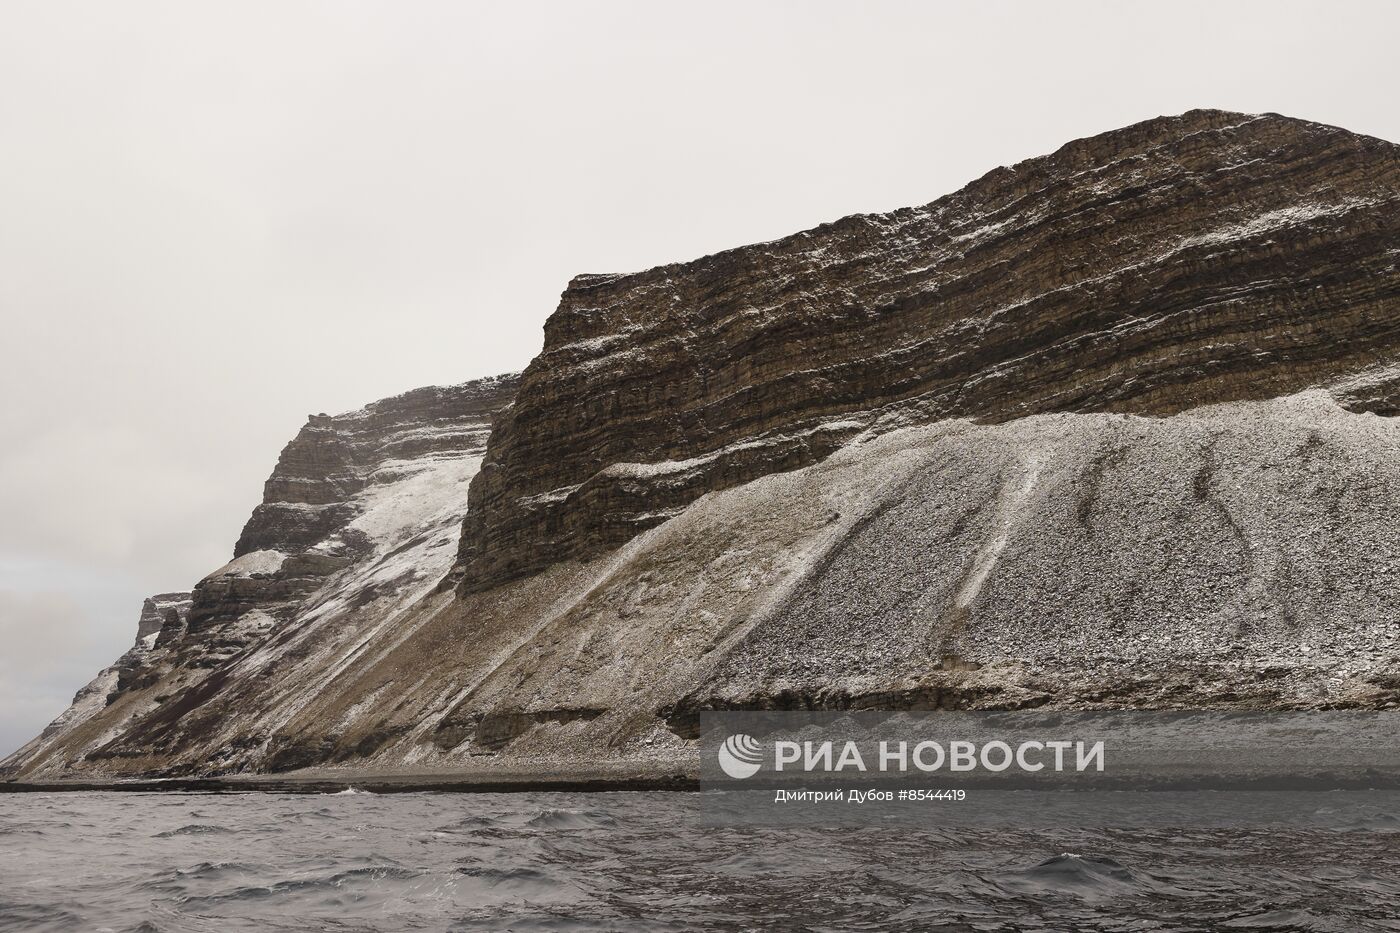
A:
0;765;700;795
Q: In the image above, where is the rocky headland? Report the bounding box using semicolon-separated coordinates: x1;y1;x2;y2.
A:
5;109;1400;786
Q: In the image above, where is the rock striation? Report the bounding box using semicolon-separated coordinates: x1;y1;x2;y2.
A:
7;109;1400;783
116;592;193;693
3;374;517;777
178;377;519;668
455;109;1400;593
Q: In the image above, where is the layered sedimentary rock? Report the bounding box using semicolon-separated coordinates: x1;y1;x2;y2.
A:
7;109;1400;783
456;108;1400;592
3;375;517;777
116;592;193;693
176;377;519;669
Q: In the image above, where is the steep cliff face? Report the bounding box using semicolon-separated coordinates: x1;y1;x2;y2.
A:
3;375;517;778
176;377;519;669
117;593;193;693
8;109;1400;784
455;108;1400;593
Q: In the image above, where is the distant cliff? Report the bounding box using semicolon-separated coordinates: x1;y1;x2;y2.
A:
180;377;519;667
4;593;191;772
8;110;1400;784
4;375;518;777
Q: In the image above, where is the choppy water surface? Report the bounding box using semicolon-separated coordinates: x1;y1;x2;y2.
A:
2;791;1399;932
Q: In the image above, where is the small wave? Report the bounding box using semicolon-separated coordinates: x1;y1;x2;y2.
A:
433;815;496;833
137;860;266;895
178;866;423;906
446;916;628;933
1222;908;1335;930
524;809;618;831
153;824;233;837
457;866;550;884
124;922;163;933
173;861;262;879
333;787;367;795
994;853;1148;901
1332;812;1400;833
0;902;86;929
454;866;585;905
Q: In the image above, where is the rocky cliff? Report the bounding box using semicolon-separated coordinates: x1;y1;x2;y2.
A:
178;377;519;669
3;375;518;778
7;109;1400;783
455;108;1400;593
4;593;191;772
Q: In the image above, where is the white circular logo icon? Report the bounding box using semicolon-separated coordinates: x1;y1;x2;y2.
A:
717;733;763;779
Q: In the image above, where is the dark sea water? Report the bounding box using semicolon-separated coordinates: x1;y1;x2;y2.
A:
2;790;1399;932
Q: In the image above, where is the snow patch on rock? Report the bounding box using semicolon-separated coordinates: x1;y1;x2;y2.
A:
207;550;287;579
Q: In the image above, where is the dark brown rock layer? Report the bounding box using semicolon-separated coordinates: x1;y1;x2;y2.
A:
455;109;1400;592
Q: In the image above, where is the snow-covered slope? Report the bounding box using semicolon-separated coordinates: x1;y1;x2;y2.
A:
2;376;518;778
18;383;1400;782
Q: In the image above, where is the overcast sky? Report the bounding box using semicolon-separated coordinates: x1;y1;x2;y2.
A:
2;0;1397;758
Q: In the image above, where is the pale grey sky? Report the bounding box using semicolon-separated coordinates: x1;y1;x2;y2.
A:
2;0;1396;757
